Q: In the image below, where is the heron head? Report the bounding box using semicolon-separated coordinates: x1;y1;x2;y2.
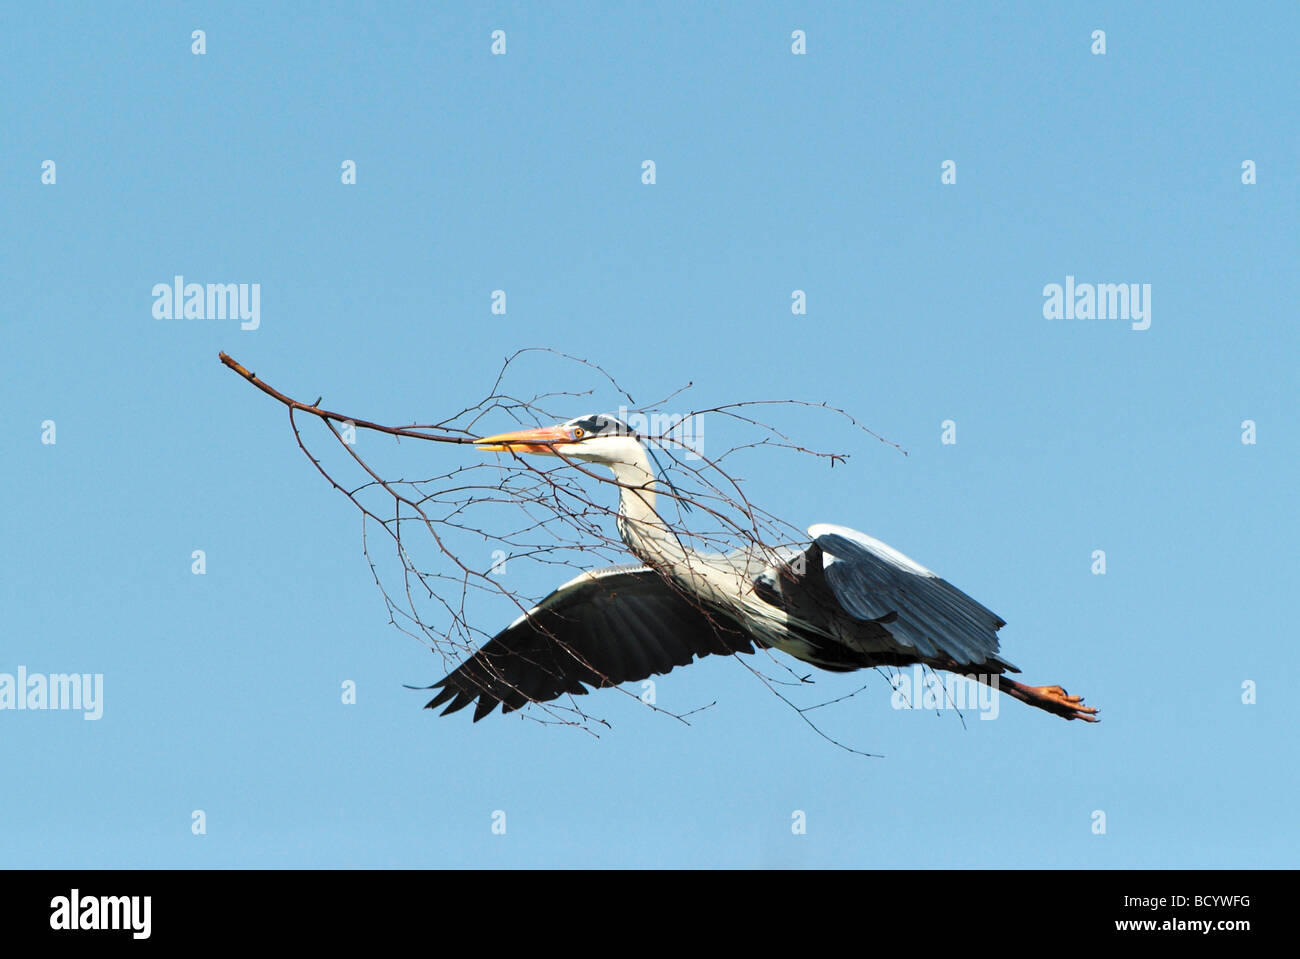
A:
474;414;640;464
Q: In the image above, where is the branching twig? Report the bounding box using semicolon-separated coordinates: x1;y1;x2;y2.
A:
218;349;908;755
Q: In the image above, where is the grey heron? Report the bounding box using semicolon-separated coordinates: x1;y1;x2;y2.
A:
423;414;1098;724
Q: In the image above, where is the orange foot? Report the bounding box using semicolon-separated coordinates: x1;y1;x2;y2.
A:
1023;684;1099;722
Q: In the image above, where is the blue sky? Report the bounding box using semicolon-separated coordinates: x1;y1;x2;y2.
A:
1;2;1296;867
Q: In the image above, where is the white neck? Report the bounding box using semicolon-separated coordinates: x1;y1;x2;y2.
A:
594;438;687;568
599;438;759;615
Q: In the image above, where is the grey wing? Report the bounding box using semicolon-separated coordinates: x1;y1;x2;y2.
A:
422;565;756;721
808;524;1019;671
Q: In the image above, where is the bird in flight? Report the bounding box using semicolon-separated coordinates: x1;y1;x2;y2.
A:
423;414;1098;725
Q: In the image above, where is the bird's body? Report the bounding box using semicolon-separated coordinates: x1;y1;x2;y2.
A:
425;414;1097;724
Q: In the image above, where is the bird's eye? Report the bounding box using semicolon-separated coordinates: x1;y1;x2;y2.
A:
573;427;585;438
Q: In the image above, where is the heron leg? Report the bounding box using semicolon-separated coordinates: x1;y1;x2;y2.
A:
965;672;1099;723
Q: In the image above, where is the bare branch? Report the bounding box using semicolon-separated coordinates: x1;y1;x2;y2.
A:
218;349;908;754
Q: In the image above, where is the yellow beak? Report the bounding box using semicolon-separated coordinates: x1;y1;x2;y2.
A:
473;425;575;454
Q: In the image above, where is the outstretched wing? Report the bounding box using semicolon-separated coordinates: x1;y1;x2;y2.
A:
808;524;1018;671
423;565;757;721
